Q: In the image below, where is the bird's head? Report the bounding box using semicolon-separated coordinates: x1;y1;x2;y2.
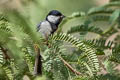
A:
46;10;65;25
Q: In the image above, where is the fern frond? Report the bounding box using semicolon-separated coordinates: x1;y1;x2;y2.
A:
88;1;120;15
0;21;13;44
84;39;114;49
103;1;120;8
51;33;100;75
52;58;68;80
0;13;7;21
88;15;110;22
109;9;120;24
3;66;14;80
109;44;120;63
72;76;91;80
43;46;69;80
10;59;19;74
0;47;4;66
67;25;103;35
0;21;12;32
89;1;120;15
88;7;113;15
22;48;34;73
7;11;43;43
58;12;85;33
102;26;117;38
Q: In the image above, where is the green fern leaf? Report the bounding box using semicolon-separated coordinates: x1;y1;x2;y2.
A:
88;15;110;22
0;47;4;66
104;1;120;8
109;9;120;23
51;33;100;75
22;48;34;73
68;25;103;35
0;13;7;21
3;66;14;80
58;12;85;33
10;59;19;74
88;7;113;15
110;45;120;63
84;39;114;49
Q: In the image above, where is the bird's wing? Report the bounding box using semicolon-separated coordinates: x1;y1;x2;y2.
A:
37;21;42;32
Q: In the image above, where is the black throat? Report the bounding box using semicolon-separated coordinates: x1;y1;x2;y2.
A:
46;20;58;34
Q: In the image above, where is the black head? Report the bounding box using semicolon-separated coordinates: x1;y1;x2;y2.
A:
47;10;63;16
46;10;65;26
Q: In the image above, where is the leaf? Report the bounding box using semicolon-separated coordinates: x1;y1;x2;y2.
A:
88;7;107;15
0;47;4;66
51;33;100;75
84;39;114;49
3;66;14;80
109;9;120;24
67;25;103;35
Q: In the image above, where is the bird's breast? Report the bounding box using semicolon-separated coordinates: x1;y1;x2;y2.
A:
38;21;52;39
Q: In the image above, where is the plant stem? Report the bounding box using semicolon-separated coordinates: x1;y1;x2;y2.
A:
58;56;82;75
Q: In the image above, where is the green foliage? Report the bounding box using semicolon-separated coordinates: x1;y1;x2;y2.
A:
0;0;120;80
51;33;99;74
67;24;103;35
0;47;4;66
84;39;114;49
109;9;120;24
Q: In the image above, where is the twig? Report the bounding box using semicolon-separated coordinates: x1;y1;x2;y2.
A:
33;44;42;75
0;46;10;59
58;56;82;75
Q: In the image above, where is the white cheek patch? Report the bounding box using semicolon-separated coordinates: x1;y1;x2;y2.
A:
47;15;60;23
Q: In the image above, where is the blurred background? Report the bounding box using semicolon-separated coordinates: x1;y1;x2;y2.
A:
0;0;109;31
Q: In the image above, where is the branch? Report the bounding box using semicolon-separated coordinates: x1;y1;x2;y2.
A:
58;56;82;75
0;46;10;59
33;44;42;75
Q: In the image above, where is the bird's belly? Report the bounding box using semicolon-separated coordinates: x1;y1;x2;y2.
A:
39;27;52;39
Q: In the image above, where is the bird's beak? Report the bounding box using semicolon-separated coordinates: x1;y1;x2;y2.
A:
61;15;66;18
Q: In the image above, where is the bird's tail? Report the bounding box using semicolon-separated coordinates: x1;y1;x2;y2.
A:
34;47;42;75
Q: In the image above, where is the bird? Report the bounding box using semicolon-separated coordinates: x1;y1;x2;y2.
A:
34;10;65;75
37;10;65;39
